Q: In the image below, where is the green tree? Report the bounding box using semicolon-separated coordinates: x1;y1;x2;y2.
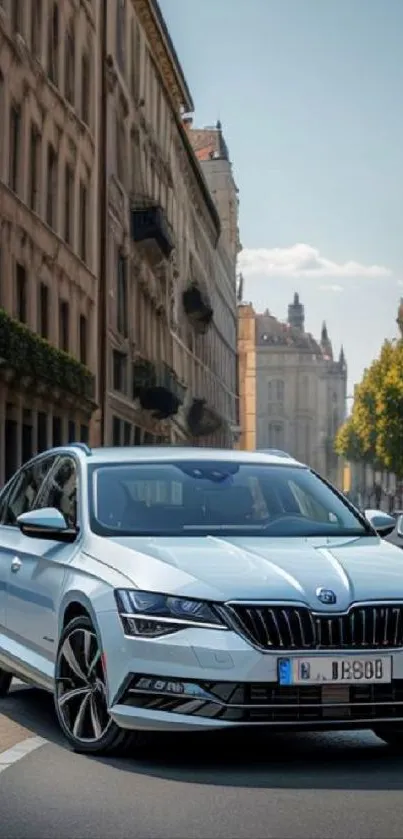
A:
334;415;366;463
374;340;403;476
334;338;403;474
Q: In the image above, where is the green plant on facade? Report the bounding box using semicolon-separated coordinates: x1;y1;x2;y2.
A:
0;308;95;401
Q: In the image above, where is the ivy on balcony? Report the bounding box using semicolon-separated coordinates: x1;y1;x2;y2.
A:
0;308;95;402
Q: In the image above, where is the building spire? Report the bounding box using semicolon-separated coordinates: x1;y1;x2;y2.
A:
320;321;333;360
397;297;403;338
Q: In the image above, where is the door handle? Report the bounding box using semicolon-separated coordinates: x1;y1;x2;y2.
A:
10;557;22;573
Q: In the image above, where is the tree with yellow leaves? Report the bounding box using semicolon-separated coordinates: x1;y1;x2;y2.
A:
334;338;403;474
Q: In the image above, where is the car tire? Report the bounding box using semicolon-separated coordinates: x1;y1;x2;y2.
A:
54;615;136;756
372;727;403;749
0;669;13;698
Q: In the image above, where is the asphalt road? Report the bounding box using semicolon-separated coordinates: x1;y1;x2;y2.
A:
2;684;403;838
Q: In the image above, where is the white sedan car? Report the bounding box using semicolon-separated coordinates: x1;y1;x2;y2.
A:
0;444;401;756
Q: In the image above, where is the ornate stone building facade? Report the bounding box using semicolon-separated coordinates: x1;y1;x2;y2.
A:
238;294;347;485
0;0;99;484
101;0;239;447
0;0;240;483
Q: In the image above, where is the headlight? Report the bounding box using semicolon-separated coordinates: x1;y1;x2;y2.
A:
114;589;227;637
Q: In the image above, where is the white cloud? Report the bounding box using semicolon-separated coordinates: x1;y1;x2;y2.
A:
238;243;391;279
318;284;344;293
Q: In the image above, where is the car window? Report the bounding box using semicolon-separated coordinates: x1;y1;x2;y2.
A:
36;456;78;528
0;456;57;527
89;460;369;538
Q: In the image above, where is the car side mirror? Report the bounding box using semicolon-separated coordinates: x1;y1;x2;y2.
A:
17;507;78;543
396;514;403;539
364;509;396;538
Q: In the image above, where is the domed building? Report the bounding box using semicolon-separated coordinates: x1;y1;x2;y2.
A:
237;293;347;484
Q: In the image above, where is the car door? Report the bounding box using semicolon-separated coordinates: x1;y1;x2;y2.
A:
0;455;58;668
0;475;23;634
5;454;81;668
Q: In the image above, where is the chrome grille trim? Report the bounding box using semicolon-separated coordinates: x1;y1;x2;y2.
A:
224;601;403;651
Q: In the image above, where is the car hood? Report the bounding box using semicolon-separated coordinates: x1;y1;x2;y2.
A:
95;534;403;608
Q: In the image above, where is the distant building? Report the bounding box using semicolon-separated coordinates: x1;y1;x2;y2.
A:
238;294;347;485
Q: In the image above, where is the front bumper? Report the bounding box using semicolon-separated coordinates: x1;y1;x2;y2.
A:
99;610;403;732
110;673;403;732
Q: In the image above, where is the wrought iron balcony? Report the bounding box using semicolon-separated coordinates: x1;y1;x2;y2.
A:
130;204;174;260
132;358;186;419
186;398;223;437
182;282;213;334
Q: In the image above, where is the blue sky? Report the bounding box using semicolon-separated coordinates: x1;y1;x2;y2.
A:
159;0;403;390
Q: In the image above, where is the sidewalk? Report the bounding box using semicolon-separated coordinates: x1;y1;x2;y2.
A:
0;713;33;752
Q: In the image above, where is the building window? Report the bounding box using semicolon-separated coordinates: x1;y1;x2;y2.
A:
268;421;284;449
48;3;59;85
112;416;122;446
37;412;47;452
52;416;62;447
9;103;21;193
116;0;126;73
113;350;127;393
39;282;49;338
80;424;89;444
31;0;42;58
117;252;128;337
116;112;126;183
59;299;69;351
79;314;87;365
268;379;284;402
130;19;140;100
16;263;27;323
68;420;76;442
81;52;90;126
11;0;22;34
79;182;88;262
65;25;75;105
29;124;41;212
123;422;131;445
64;164;74;245
267;378;285;418
46;144;57;228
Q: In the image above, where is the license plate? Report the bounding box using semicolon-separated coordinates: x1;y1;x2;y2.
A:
278;655;392;685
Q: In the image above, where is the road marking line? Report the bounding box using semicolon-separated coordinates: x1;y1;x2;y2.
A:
0;736;47;773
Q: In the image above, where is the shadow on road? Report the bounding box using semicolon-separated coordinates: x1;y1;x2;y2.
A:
3;683;403;791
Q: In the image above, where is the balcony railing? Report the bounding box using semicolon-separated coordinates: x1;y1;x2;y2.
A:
182;282;213;334
130;204;174;260
132;357;186;419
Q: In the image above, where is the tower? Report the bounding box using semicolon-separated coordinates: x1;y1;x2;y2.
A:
287;292;305;331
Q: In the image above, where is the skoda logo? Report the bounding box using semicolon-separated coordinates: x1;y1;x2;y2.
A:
316;587;337;605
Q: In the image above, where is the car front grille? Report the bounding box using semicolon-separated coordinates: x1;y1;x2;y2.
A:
120;675;403;726
225;604;403;651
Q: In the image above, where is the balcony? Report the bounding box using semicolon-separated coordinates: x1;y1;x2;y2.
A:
132;358;186;420
0;308;95;405
186;398;224;438
130;203;174;262
182;282;213;334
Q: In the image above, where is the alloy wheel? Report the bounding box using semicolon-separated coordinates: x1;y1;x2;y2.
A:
56;627;112;744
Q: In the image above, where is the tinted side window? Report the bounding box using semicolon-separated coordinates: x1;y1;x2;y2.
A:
1;457;57;527
37;456;78;528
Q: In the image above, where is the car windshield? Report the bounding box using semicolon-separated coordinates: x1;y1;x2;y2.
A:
88;460;369;538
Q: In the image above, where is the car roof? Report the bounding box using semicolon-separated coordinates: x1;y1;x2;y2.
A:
62;445;304;468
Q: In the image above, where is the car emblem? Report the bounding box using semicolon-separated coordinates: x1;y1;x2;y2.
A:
316;587;337;605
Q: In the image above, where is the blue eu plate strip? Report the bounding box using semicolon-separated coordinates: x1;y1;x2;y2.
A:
278;658;292;685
